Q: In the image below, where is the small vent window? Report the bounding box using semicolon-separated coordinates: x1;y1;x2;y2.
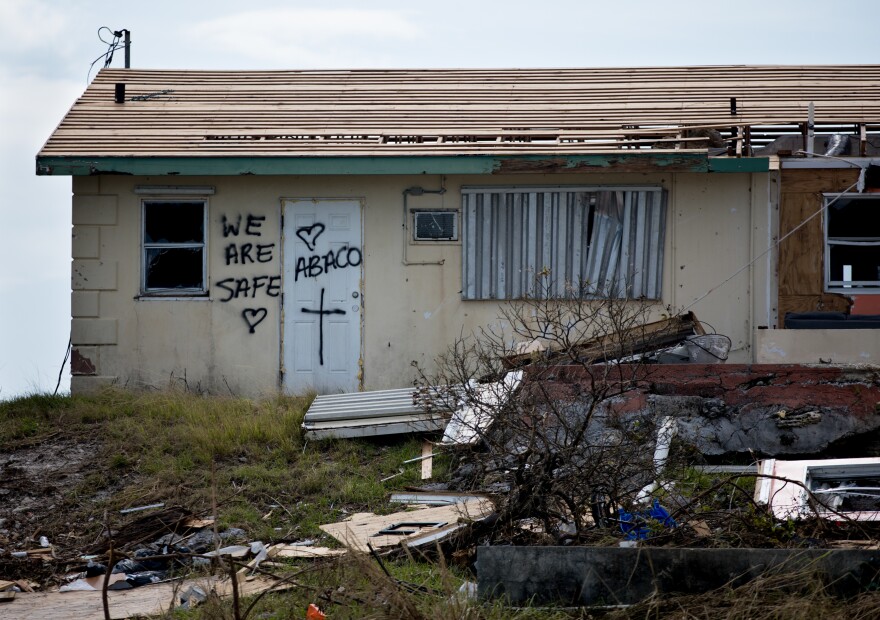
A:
414;210;458;241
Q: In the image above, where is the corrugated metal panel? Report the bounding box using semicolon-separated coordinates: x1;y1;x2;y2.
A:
302;387;450;439
462;186;665;300
39;66;880;158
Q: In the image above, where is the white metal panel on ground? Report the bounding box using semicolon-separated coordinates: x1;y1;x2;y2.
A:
302;387;450;439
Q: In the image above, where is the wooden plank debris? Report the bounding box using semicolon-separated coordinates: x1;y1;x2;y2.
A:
319;498;494;552
420;440;433;480
274;545;346;559
389;491;490;506
182;516;215;529
1;576;286;620
502;312;706;368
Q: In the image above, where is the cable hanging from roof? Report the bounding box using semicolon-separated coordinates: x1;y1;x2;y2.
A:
86;27;129;83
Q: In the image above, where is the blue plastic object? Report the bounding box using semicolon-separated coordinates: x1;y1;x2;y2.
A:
618;499;676;540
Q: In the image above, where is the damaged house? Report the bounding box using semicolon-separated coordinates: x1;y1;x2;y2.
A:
36;65;880;397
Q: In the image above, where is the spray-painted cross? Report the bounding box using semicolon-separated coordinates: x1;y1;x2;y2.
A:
301;287;346;366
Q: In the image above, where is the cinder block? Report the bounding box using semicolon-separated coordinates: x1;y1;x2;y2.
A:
72;260;117;290
72;195;117;225
73;177;100;194
71;375;118;393
72;226;100;258
71;291;100;317
71;318;117;344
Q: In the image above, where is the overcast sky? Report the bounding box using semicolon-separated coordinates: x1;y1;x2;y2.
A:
1;0;878;399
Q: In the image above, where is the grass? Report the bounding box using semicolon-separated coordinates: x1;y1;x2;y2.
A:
4;388;540;618
0;387;447;552
4;389;880;618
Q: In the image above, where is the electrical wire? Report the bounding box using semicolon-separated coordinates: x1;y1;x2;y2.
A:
86;27;125;83
53;338;72;396
682;176;862;313
683;153;873;312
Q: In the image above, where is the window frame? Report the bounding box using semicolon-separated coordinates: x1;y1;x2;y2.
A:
140;197;209;296
412;209;459;242
823;193;880;293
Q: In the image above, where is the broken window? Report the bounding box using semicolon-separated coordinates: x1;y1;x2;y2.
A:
461;186;666;299
757;458;880;521
142;200;207;294
825;194;880;291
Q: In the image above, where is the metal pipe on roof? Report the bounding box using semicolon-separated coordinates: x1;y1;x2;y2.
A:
806;102;815;157
824;134;851;157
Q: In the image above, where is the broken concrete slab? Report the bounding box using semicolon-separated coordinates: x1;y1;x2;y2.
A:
533;364;880;456
477;546;880;606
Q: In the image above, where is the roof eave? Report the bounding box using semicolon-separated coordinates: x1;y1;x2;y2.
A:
35;153;769;177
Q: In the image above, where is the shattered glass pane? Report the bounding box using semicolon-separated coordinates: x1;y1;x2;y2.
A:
144;202;204;243
145;248;203;290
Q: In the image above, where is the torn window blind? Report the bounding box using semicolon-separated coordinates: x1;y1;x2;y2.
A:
461;186;665;299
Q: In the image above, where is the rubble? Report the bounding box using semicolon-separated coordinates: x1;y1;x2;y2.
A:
320;498;494;553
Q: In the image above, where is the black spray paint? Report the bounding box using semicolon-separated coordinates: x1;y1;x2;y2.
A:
216;213;277;334
301;287;346;366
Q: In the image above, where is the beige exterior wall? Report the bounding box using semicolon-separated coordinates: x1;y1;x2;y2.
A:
755;329;880;364
70;171;769;396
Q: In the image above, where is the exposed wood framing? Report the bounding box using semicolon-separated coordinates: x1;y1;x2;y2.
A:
37;65;880;172
777;169;860;326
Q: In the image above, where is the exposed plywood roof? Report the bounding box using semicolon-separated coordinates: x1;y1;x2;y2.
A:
39;65;880;159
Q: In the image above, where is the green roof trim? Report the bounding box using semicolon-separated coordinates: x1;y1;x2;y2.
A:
708;157;770;173
36;153;766;177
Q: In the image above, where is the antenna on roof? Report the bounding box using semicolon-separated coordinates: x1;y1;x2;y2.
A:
114;29;131;68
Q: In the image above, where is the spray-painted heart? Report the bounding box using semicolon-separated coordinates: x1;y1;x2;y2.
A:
296;223;326;252
242;308;268;334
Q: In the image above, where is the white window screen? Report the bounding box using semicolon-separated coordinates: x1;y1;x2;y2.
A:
462;186;665;300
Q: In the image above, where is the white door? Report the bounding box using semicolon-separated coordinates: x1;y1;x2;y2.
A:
282;199;362;394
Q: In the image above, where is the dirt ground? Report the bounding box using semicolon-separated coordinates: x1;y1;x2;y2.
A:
0;435;127;586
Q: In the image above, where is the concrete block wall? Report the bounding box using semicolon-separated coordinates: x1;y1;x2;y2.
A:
70;191;118;392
